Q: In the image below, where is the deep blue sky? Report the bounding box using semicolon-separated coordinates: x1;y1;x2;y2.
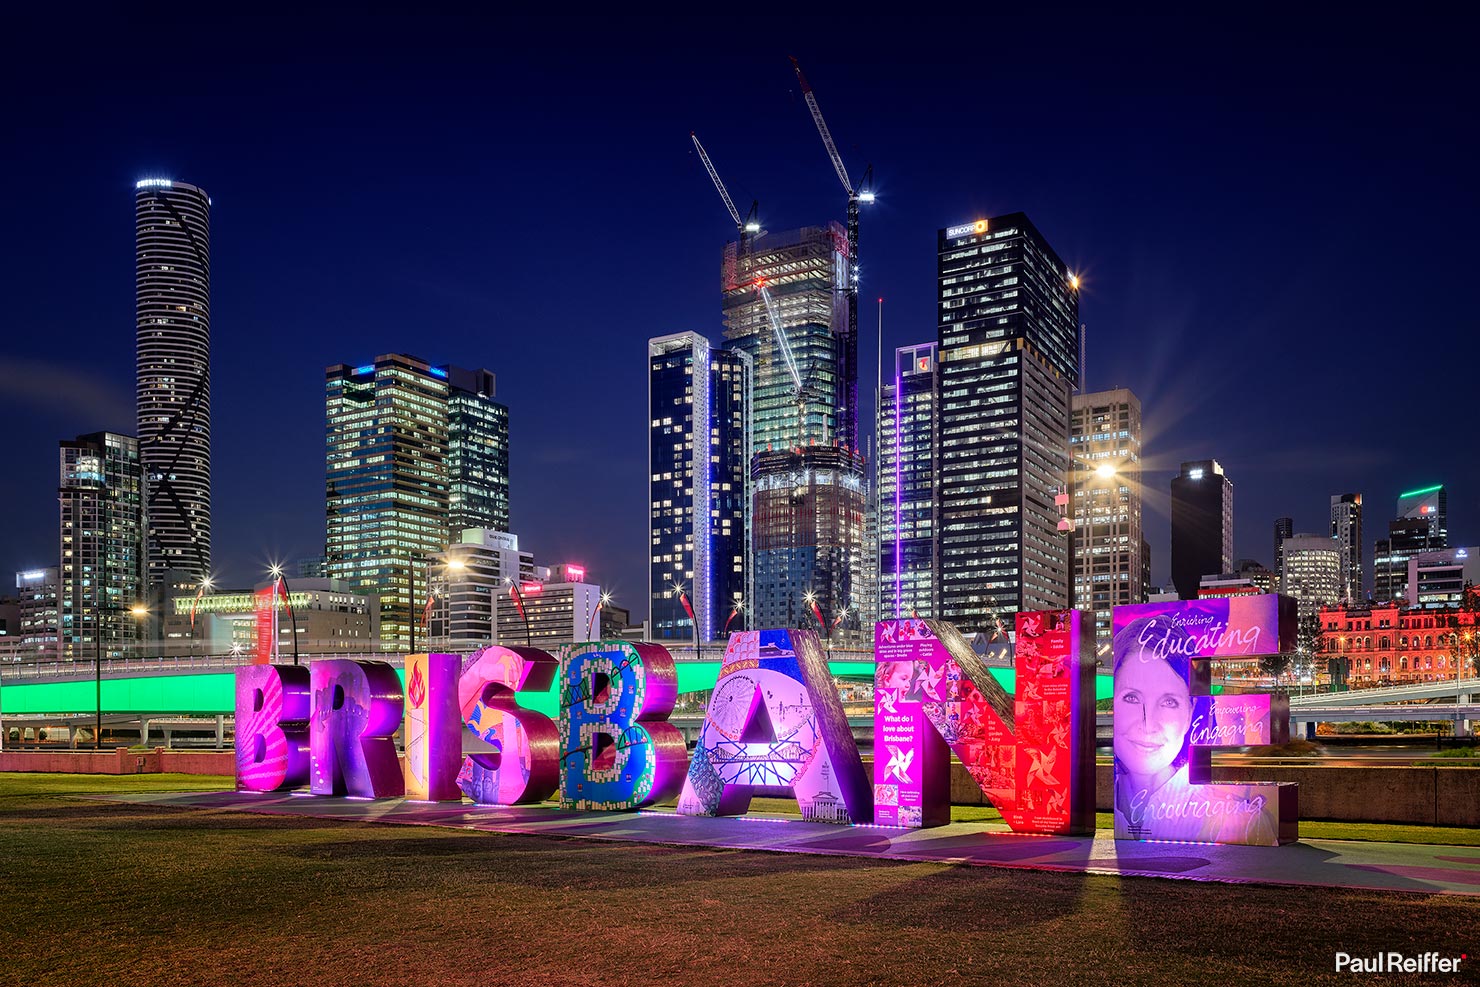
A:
2;12;1475;616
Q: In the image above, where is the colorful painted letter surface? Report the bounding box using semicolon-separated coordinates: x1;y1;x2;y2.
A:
402;653;463;802
559;641;687;810
458;645;561;805
234;663;310;792
872;613;1094;834
678;629;872;824
1111;597;1298;846
309;659;406;799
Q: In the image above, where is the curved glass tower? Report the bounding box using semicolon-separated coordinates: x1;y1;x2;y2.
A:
135;178;211;585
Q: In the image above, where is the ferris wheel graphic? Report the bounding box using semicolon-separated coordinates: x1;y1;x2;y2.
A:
704;671;821;788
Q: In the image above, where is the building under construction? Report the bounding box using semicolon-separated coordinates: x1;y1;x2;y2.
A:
720;224;868;642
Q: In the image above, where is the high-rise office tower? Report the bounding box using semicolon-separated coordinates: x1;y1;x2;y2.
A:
1170;460;1234;600
135;178;211;586
1069;387;1144;642
1330;493;1363;603
444;366;510;534
721;224;867;640
430;528;536;646
1280;534;1343;618
722;224;849;452
15;567;60;658
1273;516;1293;578
325;354;508;649
1373;484;1448;602
647;332;750;643
879;343;939;620
58;432;146;658
936;214;1080;630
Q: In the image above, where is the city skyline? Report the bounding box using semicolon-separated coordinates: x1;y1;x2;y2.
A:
2;15;1474;621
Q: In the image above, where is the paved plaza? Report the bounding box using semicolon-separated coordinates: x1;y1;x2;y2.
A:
104;790;1480;897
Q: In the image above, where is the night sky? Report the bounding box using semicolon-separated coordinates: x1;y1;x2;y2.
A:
2;12;1475;617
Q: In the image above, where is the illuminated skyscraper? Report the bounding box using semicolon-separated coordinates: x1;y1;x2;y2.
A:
879;342;938;620
58;432;146;658
325;354;508;649
1374;484;1447;603
1070;387;1144;642
1330;493;1363;603
1170;460;1234;600
935;213;1081;630
135;178;212;586
444;366;509;534
720;224;867;640
648;332;750;643
1280;534;1343;618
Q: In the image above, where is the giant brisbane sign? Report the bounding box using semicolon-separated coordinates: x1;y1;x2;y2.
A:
236;605;1299;848
1111;596;1299;846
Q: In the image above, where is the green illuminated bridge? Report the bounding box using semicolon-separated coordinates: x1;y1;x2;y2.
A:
0;651;1115;724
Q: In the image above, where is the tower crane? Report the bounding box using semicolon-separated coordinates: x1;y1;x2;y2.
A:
789;57;872;449
692;132;809;440
691;132;760;236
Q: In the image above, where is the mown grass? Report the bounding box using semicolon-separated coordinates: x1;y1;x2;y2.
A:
1;774;1478;986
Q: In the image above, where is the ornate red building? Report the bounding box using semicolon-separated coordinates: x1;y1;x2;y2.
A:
1320;599;1477;688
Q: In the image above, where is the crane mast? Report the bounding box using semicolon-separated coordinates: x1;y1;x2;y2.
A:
692;133;806;439
789;56;869;450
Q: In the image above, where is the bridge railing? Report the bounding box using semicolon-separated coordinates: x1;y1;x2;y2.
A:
1289;676;1480;706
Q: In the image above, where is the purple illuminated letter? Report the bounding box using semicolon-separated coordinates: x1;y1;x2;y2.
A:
1111;596;1298;846
559;641;687;810
309;659;405;798
457;645;561;805
678;629;872;824
235;664;310;792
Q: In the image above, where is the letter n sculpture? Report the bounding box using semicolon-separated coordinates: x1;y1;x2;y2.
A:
872;613;1095;834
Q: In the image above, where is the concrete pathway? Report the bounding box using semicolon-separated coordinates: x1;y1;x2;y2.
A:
102;791;1480;897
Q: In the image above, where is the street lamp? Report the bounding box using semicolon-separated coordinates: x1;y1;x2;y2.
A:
504;577;533;648
667;575;698;661
593;591;613;640
268;565;300;666
430;557;469;650
189;575;214;657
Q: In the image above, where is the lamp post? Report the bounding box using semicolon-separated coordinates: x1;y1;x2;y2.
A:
668;575;698;661
505;577;533;648
189;576;214;658
268;565;300;666
435;557;467;650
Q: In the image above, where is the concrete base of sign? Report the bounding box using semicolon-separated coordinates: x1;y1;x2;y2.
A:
96;791;1480;897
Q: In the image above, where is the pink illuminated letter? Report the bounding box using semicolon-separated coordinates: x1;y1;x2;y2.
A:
457;645;562;805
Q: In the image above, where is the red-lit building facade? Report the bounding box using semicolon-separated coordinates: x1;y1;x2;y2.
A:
1319;598;1478;688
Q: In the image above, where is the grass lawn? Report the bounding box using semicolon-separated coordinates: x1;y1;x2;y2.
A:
2;774;1478;986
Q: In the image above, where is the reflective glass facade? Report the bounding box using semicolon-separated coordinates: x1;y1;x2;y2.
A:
1070;388;1144;642
325;355;450;650
936;214;1079;632
879;342;938;619
648;333;750;642
1170;459;1234;600
58;432;146;658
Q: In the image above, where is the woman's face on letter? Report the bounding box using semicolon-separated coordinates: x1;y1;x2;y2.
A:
1113;653;1191;778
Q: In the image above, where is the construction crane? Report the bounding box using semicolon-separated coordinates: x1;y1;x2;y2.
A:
691;132;760;236
691;132;808;438
789;57;871;450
